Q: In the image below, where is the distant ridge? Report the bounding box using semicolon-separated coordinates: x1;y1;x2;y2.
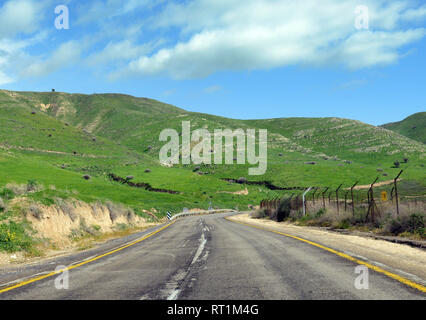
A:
381;112;426;144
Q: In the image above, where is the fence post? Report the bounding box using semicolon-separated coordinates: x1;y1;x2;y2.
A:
366;177;379;223
322;187;329;210
350;181;359;217
302;187;312;216
336;184;343;214
344;190;349;212
394;170;403;216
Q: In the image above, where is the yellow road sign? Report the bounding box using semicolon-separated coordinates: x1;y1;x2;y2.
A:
381;191;388;201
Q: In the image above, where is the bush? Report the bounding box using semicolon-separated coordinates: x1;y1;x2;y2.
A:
26;179;38;192
5;184;27;196
385;213;424;236
315;208;326;218
0;188;14;200
0;221;34;253
237;177;247;184
251;208;267;219
336;218;351;229
276;198;292;221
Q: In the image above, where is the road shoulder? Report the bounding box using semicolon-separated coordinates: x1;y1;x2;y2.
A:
227;213;426;284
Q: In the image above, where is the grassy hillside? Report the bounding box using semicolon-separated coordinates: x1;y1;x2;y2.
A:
0;89;425;219
381;112;426;144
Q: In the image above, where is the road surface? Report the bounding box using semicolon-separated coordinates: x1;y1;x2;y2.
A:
0;212;424;299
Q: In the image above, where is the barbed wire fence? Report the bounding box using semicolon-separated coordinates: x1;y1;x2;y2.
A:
259;170;425;222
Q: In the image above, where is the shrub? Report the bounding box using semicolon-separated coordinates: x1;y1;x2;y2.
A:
336;219;351;229
315;208;326;218
0;188;14;200
237;177;247;184
276;198;292;221
5;183;27;196
83;174;91;180
384;213;424;236
251;208;267;219
0;221;34;253
26;179;38;192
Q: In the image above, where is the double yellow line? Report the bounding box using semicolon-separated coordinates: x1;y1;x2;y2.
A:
226;217;426;294
0;221;176;295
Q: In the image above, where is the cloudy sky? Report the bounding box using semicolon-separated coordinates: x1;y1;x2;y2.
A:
1;0;425;125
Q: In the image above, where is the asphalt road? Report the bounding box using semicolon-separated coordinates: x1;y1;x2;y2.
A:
0;212;424;300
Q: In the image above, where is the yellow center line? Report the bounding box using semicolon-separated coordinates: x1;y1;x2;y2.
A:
0;221;176;295
225;217;426;294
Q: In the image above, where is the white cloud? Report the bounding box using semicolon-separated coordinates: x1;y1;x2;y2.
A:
20;41;82;77
0;0;46;37
86;39;163;66
117;0;426;79
0;34;47;84
0;0;51;84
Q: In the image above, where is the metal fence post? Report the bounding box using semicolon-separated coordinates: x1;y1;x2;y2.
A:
394;170;403;216
322;187;329;210
350;181;359;217
344;190;349;212
366;177;379;223
336;184;343;214
302;187;312;216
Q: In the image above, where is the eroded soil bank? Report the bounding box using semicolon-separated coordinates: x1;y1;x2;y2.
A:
0;199;160;266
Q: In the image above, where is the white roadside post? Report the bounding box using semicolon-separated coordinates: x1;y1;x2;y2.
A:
302;187;312;216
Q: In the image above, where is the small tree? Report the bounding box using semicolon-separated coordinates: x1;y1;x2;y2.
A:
26;180;38;192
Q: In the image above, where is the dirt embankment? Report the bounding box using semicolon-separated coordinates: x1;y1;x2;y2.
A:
229;213;426;282
0;199;159;266
27;201;156;247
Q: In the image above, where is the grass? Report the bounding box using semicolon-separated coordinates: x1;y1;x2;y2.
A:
0;220;37;253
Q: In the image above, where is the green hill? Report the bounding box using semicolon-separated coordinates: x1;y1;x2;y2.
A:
381;112;426;144
0;89;425;218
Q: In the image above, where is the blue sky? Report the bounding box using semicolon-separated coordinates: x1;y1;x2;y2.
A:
0;0;425;125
